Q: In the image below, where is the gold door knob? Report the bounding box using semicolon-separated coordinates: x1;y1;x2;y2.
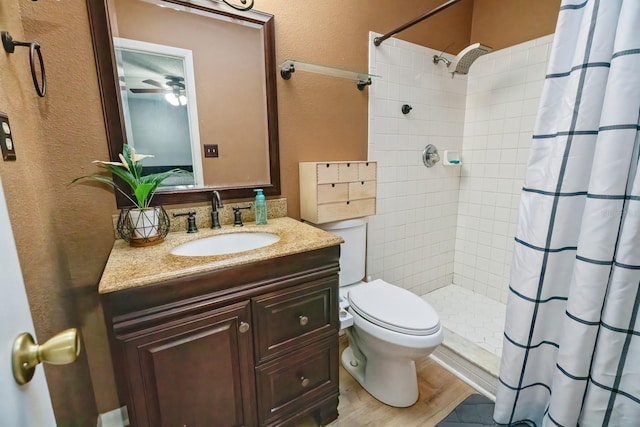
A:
12;328;81;385
300;376;310;387
299;315;309;326
239;322;250;333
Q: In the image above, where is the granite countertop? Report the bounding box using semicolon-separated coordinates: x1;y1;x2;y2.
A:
98;217;343;294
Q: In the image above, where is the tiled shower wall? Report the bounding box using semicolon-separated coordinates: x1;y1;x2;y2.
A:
453;35;553;303
366;33;466;296
367;33;553;303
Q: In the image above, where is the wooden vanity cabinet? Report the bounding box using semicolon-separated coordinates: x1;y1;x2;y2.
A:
101;246;340;427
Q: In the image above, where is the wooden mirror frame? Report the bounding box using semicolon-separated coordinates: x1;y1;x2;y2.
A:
86;0;281;207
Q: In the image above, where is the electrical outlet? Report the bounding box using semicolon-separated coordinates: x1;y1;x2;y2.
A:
204;144;219;158
0;112;16;161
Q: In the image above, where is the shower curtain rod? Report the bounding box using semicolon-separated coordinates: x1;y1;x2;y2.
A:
373;0;463;46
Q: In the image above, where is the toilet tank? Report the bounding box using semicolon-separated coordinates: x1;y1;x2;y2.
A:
317;218;367;287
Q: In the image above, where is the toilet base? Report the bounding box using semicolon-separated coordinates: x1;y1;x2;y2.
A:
341;346;419;408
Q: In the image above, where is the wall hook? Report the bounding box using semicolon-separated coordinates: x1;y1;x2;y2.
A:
280;63;295;80
2;31;46;97
357;78;372;91
401;104;412;114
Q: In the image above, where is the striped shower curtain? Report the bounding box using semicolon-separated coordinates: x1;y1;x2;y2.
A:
494;1;640;426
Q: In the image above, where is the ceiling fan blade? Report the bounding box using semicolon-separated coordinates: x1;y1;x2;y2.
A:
141;79;165;88
130;88;165;93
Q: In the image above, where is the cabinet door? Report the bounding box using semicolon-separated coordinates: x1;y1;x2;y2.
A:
119;301;256;427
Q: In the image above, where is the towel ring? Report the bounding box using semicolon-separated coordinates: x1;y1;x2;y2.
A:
2;31;46;97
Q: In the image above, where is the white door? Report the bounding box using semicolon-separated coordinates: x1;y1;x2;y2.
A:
0;177;56;426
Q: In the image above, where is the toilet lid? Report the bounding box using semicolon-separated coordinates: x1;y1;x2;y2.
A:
348;279;440;336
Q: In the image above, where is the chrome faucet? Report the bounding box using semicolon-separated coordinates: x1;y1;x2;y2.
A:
211;190;223;229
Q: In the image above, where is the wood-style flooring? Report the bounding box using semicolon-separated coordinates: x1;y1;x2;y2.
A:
298;337;476;426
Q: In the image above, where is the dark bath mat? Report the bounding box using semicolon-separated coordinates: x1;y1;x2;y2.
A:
436;394;529;427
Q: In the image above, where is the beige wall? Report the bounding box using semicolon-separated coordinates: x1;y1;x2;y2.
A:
0;0;559;423
0;0;116;424
470;0;561;50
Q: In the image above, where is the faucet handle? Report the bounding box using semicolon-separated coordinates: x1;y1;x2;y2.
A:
173;211;198;233
232;206;251;227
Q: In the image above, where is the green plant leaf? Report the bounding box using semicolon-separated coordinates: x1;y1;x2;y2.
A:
104;164;137;190
70;174;139;207
122;145;133;167
134;182;156;208
71;148;191;209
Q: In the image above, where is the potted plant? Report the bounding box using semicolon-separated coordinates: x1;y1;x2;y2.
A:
72;145;188;246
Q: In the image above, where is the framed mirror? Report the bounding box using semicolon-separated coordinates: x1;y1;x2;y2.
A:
87;0;280;207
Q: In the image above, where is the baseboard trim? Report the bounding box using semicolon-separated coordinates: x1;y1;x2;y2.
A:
96;407;129;427
430;345;497;400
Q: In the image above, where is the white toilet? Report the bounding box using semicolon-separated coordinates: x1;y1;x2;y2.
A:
319;218;443;408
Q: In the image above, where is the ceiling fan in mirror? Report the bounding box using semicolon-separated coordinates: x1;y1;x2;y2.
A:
129;75;187;106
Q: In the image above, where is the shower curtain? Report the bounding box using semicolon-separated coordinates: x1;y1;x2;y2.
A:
494;1;640;426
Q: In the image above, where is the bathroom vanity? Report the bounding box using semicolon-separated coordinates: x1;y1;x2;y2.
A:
99;218;342;426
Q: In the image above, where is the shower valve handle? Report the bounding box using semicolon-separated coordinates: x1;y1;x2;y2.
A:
423;144;440;167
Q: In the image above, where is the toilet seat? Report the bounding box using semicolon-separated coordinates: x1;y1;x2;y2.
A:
348;279;440;336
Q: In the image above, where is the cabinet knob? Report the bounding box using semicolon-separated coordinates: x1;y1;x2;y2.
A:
301;376;310;387
299;315;309;326
239;322;250;333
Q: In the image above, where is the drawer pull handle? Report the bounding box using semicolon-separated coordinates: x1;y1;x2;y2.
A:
239;322;250;333
299;316;309;326
301;376;311;387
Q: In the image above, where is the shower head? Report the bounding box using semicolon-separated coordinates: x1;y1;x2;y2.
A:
433;42;492;76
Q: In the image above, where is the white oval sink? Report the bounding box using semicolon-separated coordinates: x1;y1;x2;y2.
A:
171;232;280;257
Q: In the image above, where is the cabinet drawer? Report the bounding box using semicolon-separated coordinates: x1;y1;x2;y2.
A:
256;336;338;425
358;162;377;180
348;180;377;200
317;198;376;223
338;163;358;182
316;163;339;184
317;183;348;203
252;278;337;362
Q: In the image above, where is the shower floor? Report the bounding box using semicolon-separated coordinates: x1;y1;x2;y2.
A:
422;284;505;394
